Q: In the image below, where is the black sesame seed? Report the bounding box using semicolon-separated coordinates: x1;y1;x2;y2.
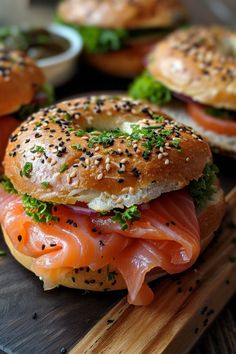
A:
17;235;22;242
117;178;124;184
32;312;38;320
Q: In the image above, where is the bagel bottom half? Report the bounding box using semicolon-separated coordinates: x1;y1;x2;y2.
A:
84;43;152;78
2;187;224;292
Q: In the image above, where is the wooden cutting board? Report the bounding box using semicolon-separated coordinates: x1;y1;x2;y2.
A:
0;157;236;354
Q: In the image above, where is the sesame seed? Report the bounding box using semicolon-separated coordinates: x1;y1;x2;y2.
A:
129;187;135;194
158;153;163;160
97;173;103;180
70;171;76;178
165;159;170;165
106;164;111;172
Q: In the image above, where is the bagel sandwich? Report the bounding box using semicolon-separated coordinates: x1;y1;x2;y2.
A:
0;96;225;305
56;0;187;77
0;48;54;171
129;26;236;158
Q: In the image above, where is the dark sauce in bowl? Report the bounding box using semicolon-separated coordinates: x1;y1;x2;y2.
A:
0;27;70;60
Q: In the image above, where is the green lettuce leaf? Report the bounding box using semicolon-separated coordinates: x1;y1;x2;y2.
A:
129;71;172;106
189;163;219;210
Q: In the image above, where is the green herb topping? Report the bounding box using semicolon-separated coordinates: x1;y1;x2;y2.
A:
88;129;124;148
75;129;86;137
41;181;50;188
71;144;83;150
0;176;18;194
189;163;219;210
112;205;141;230
130;125;172;159
129;71;172;106
32;145;45;154
59;163;69;173
229;255;236;263
20;162;33;178
22;194;56;223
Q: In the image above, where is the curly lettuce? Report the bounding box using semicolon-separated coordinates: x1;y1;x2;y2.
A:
128;71;172;106
189;163;219;210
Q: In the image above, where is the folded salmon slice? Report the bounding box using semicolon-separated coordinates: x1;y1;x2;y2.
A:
0;187;200;305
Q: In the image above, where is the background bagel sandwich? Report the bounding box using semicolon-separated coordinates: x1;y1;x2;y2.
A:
0;96;225;306
0;48;54;172
56;0;187;77
129;26;236;158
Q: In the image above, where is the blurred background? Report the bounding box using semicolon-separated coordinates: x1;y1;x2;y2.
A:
0;0;236;27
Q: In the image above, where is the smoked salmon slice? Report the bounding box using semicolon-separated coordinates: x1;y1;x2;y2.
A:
0;187;200;305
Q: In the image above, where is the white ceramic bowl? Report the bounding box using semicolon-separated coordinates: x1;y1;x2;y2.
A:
37;24;83;86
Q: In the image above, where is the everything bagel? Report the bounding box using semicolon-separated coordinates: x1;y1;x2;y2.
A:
58;0;186;29
56;0;187;78
147;26;236;109
129;26;236;157
0;96;225;305
4;96;211;211
0;48;45;116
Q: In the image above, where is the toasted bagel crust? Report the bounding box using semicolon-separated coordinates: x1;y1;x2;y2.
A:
2;187;225;292
147;26;236;110
4;96;211;209
58;0;186;29
0;49;45;116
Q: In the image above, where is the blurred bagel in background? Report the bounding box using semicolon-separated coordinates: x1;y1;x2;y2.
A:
56;0;187;77
0;48;53;172
129;26;236;158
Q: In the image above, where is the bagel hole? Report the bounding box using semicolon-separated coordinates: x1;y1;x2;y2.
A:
78;115;135;135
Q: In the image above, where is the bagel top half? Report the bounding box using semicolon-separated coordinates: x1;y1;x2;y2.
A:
0;48;45;117
147;26;236;110
58;0;186;29
4;96;212;211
